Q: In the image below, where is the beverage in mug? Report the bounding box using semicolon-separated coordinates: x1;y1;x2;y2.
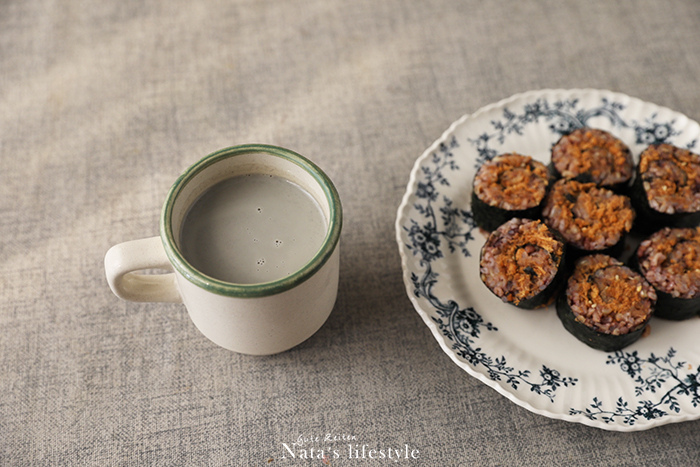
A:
104;145;342;355
180;174;327;285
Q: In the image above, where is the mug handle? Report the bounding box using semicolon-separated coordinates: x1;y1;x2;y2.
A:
104;236;182;303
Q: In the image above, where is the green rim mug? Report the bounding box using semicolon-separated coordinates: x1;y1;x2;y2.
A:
105;144;342;355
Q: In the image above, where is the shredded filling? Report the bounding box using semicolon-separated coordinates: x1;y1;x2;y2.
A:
551;128;633;186
566;255;656;335
474;153;549;210
542;179;635;250
637;227;700;299
480;218;564;305
640;143;700;214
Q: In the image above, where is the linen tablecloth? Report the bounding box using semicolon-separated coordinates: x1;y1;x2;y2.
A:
2;0;700;464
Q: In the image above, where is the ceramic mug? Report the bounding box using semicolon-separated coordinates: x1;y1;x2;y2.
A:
104;144;342;355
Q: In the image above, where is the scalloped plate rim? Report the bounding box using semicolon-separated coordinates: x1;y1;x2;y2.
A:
395;88;700;432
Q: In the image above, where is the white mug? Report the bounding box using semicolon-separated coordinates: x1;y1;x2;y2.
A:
104;144;342;355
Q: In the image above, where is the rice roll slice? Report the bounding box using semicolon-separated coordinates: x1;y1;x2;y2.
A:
472;153;551;232
480;218;566;309
550;127;634;191
630;143;700;232
542;179;635;259
557;254;656;352
632;227;700;320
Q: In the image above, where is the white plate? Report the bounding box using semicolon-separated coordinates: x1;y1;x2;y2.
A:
395;89;700;431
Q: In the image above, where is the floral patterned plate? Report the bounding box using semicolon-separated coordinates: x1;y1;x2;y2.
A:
395;89;700;431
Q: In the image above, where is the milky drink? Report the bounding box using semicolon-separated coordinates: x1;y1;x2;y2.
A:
180;174;327;284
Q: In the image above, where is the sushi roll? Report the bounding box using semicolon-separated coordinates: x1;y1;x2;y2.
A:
556;254;656;352
550;127;634;191
630;143;700;232
480;218;567;309
632;227;700;320
542;179;635;259
471;153;551;232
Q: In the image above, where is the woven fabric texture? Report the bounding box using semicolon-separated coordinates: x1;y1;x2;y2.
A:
2;0;700;465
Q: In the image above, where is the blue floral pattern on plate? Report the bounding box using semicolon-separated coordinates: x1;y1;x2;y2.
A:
396;89;700;431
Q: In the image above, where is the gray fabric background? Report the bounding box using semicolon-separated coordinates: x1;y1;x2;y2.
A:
2;0;700;465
